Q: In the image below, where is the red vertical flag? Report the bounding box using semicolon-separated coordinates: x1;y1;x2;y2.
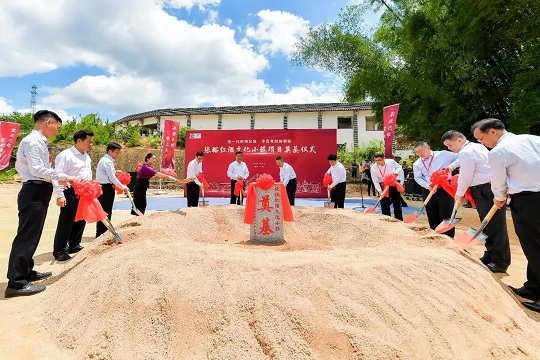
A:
383;104;399;159
161;119;180;170
0;121;20;170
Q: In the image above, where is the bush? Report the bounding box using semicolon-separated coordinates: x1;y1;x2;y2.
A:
0;168;18;182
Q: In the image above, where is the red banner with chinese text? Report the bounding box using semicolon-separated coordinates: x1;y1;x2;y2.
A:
161;119;180;170
185;129;337;198
0;121;20;170
383;104;399;159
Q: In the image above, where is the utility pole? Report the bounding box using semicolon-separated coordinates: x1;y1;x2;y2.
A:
29;85;37;115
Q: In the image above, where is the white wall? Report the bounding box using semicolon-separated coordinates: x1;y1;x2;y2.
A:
287;112;317;129
221;114;251;129
254;112;283;129
190;114;217;130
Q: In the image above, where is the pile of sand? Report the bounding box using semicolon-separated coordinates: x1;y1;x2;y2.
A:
12;206;540;358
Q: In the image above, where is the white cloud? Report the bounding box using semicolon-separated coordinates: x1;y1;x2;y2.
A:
0;1;342;119
205;9;219;24
246;10;310;57
0;97;15;115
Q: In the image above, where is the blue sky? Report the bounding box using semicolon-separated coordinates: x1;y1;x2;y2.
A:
0;0;378;122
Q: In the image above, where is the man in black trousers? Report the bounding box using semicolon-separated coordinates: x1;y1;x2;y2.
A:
52;129;94;261
95;142;129;238
5;110;75;298
472;119;540;312
442;130;510;273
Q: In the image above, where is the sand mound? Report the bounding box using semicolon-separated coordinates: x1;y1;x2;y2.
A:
28;206;540;359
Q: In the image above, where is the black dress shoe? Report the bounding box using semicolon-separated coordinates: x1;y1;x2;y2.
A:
486;262;507;273
5;283;46;298
522;300;540;313
67;245;84;254
27;271;52;282
479;256;491;265
54;252;71;261
509;285;540;301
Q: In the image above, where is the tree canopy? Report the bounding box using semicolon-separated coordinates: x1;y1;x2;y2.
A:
293;0;540;147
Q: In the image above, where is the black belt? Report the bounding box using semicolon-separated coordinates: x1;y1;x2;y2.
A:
470;182;490;189
23;180;52;186
511;191;540;197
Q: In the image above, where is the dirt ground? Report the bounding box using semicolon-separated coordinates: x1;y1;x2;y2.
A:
0;182;538;359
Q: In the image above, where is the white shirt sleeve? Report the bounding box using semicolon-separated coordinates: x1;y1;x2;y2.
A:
54;151;68;198
456;152;475;197
413;160;429;189
488;150;508;201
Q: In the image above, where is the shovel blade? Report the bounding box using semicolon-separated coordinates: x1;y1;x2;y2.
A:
404;210;423;223
454;227;486;249
324;201;334;208
199;201;209;207
364;207;377;214
132;207;143;216
435;217;462;234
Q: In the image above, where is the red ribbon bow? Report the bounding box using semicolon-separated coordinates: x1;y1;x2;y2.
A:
323;173;333;187
73;180;108;223
382;173;405;195
196;173;210;189
114;171;131;194
234;180;247;197
450;175;477;208
429;169;454;196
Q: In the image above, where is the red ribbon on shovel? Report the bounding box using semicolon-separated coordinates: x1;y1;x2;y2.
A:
196;173;210;188
73;180;108;223
114;171;131;194
234;180;247;197
449;175;476;208
382;173;405;194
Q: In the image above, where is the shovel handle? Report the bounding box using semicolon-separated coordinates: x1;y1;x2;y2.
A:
371;186;389;209
449;198;460;221
477;204;499;232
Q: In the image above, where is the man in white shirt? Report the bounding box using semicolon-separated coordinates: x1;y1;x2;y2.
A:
276;156;297;205
413;141;459;237
326;153;347;208
6;110;76;298
442;130;510;273
472;118;540;312
186;151;204;207
52;130;94;261
95;142;129;238
370;152;404;220
227;151;249;205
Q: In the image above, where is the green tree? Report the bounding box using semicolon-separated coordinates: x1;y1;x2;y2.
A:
294;0;540;146
1;112;34;137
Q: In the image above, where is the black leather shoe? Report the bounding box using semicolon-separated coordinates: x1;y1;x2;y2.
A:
67;245;84;254
479;256;491;265
54;252;71;261
5;283;46;298
486;262;507;273
522;300;540;313
27;271;52;282
509;285;540;301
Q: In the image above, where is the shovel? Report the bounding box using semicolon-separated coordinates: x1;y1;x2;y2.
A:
126;191;143;216
404;185;438;223
435;198;461;233
364;186;389;214
324;188;334;208
454;204;498;249
199;187;209;207
101;217;123;243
